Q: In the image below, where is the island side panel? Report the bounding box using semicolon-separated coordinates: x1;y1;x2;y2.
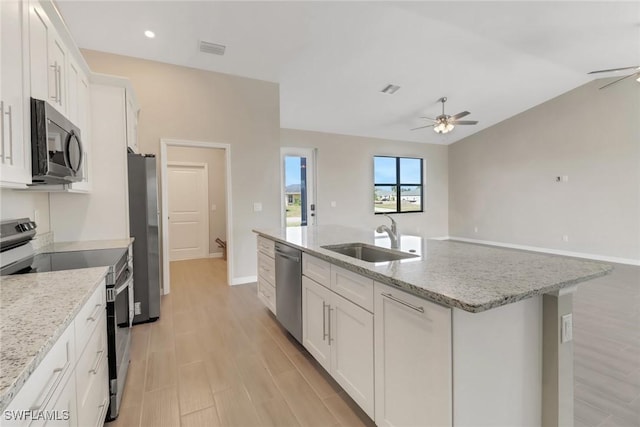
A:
452;296;542;426
542;289;575;427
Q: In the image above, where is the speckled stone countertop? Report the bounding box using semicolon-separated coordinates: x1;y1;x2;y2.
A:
0;267;109;411
43;237;134;253
253;225;612;313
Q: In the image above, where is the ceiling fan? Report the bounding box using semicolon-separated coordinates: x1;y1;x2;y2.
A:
588;65;640;89
411;97;478;134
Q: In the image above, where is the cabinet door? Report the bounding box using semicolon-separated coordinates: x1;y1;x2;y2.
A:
302;276;332;371
0;0;31;186
29;1;51;102
330;292;374;419
48;30;66;114
374;282;452;427
125;89;138;152
37;374;77;427
69;73;91;192
66;58;80;124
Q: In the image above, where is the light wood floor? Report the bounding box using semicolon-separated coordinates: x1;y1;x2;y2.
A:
107;258;640;427
106;258;375;427
573;263;640;427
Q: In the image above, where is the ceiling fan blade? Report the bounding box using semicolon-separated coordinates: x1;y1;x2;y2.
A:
410;124;435;131
588;66;639;74
453;120;479;125
419;117;436;121
598;72;638;90
451;111;470;120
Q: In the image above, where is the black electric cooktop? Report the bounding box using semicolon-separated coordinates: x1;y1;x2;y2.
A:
1;248;127;276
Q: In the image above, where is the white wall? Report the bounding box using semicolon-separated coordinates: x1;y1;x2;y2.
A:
280;129;449;237
0;189;51;235
81;50;281;281
449;78;640;262
167;146;227;256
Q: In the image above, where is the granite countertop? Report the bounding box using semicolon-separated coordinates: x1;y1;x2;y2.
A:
0;267;109;411
44;237;134;253
253;225;612;313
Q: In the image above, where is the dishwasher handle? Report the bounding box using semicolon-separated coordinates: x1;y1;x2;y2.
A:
275;250;300;263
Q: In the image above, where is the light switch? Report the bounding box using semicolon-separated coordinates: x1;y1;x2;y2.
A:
253;202;262;212
330;201;337;208
211;204;217;211
561;314;573;343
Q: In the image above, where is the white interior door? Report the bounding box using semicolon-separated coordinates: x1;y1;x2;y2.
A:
168;162;209;261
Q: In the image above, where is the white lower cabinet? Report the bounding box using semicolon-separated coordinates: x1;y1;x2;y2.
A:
302;276;374;419
374;282;452;427
4;284;109;427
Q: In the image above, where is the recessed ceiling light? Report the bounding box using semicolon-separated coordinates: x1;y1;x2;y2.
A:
381;84;400;95
144;30;155;39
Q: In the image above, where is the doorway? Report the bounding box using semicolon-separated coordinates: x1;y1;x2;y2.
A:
167;162;209;261
281;147;316;227
160;139;232;294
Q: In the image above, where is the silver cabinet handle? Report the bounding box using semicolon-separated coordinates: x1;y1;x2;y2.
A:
89;349;104;374
327;305;334;344
381;293;425;313
57;65;62;104
322;301;328;341
0;101;4;162
86;303;102;322
49;63;58;101
31;367;64;410
4;104;12;162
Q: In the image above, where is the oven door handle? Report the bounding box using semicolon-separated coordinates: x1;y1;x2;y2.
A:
115;276;132;295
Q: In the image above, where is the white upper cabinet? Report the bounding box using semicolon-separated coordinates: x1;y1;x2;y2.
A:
125;89;139;152
0;0;32;187
48;29;67;114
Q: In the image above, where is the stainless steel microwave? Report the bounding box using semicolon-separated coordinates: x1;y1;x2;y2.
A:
30;98;83;185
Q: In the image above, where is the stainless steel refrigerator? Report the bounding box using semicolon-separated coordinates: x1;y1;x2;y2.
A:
128;152;161;324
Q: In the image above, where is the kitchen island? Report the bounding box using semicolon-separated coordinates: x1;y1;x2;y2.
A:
254;225;611;427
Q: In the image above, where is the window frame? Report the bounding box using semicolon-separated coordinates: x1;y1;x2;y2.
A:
373;155;424;215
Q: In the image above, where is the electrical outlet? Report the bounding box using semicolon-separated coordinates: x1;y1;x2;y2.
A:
474;226;478;233
330;201;337;208
561;314;573;343
562;175;569;182
211;204;217;211
134;302;141;315
253;202;262;212
562;235;569;242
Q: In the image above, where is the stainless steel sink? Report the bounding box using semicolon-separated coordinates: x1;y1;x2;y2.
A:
321;243;419;263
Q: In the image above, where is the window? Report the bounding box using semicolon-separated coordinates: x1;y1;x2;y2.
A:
374;156;423;214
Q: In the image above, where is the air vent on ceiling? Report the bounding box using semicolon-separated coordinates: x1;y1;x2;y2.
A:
199;40;226;56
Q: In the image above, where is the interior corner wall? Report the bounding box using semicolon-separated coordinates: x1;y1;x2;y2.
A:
280;129;449;238
81;49;281;281
448;78;640;261
166;146;227;256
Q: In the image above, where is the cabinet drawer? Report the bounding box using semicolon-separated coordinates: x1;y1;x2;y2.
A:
76;315;107;418
5;322;75;417
331;266;374;312
258;252;276;286
257;276;276;315
74;282;106;355
302;254;331;288
77;338;109;427
257;236;275;258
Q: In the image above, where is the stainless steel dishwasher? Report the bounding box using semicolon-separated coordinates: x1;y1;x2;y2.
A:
274;242;302;343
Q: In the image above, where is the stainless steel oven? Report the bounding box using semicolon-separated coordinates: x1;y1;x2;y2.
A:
106;256;133;421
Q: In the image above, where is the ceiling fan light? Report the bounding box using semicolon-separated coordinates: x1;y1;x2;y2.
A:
446;123;454;132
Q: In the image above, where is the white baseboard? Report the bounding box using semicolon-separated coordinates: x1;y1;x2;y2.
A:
208;252;223;259
232;275;257;286
448;236;640;266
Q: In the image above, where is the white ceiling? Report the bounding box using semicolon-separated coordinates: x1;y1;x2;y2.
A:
56;1;640;145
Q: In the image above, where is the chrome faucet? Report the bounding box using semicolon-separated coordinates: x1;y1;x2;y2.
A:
376;214;399;249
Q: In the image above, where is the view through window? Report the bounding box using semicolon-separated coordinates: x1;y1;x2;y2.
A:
285;156;307;226
374;156;423;213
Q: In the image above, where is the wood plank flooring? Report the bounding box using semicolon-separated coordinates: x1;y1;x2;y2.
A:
106;258;374;427
107;258;640;427
573;263;640;427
